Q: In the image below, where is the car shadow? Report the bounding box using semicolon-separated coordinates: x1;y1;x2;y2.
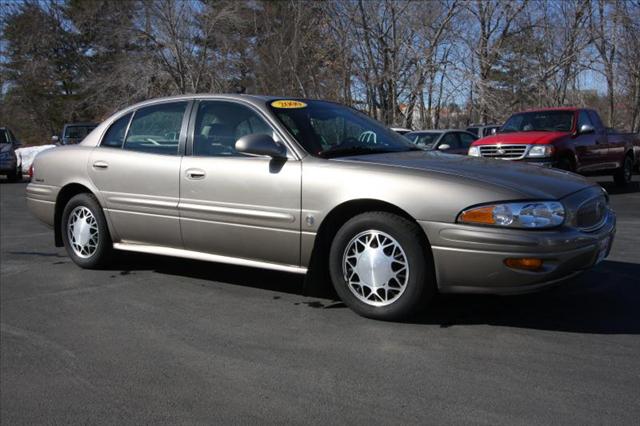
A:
108;251;307;296
596;180;639;194
412;260;640;334
108;253;640;334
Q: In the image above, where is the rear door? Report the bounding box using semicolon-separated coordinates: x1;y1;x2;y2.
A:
178;99;301;266
88;101;190;247
457;132;478;155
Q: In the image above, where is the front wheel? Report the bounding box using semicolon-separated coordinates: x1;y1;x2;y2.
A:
613;155;633;187
329;212;436;321
61;193;113;269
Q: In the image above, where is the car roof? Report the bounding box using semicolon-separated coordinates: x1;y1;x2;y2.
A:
117;94;343;115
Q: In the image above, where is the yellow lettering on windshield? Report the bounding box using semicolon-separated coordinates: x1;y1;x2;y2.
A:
271;100;307;109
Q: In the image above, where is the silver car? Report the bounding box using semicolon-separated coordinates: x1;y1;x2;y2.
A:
26;95;616;320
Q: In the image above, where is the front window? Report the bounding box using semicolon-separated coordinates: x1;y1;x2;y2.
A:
269;100;419;158
0;130;9;144
405;132;441;148
501;111;574;133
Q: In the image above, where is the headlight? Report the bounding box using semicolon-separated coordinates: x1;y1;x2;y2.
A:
527;145;555;158
468;146;480;157
458;201;565;228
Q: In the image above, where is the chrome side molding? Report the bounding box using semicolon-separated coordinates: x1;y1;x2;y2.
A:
112;242;308;274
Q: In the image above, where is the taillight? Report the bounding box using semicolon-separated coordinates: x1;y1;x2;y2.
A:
28;164;34;179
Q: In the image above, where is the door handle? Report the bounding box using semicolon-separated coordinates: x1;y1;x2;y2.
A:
186;169;206;179
92;161;109;169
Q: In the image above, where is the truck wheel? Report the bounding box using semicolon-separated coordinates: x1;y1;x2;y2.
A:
329;212;436;321
557;157;574;172
61;193;113;269
6;168;20;182
613;155;633;187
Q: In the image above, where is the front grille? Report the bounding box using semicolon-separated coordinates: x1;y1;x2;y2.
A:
479;144;528;159
576;196;608;231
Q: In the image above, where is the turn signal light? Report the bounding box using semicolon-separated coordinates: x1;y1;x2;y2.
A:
504;258;544;271
458;205;496;225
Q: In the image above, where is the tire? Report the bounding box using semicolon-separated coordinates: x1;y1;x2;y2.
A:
61;193;113;269
557;156;574;172
613;154;633;187
6;168;20;182
329;212;436;321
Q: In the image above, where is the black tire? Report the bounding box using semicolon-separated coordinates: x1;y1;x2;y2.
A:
329;212;436;321
613;154;633;187
61;193;113;269
557;156;575;172
6;168;20;182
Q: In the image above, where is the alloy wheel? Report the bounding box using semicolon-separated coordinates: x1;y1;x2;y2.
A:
342;230;409;307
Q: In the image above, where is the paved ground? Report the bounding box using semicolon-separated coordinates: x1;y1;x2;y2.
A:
1;176;639;425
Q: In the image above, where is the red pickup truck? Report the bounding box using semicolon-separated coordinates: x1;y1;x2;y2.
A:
468;107;639;186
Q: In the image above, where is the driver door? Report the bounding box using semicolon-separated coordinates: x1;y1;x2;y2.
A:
179;100;301;266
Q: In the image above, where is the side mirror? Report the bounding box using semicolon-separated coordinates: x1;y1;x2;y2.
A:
438;144;451;150
235;133;286;159
578;124;595;134
51;135;59;143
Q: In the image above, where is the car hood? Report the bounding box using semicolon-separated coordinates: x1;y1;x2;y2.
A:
338;150;594;200
473;131;569;146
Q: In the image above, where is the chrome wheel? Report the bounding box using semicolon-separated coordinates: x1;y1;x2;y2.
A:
67;206;99;258
342;230;409;307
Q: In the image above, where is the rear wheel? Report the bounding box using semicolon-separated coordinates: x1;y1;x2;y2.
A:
613;154;633;187
61;193;113;269
329;212;436;321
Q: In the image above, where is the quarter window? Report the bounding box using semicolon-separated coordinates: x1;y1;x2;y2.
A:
193;101;276;157
123;102;187;155
101;113;132;148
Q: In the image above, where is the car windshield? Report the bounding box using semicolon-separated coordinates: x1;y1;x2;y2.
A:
269;100;420;158
405;132;440;148
501;111;574;133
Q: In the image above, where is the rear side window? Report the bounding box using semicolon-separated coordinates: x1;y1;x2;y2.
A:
101;113;132;148
124;102;187;155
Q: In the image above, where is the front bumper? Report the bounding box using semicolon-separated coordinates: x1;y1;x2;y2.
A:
419;210;616;295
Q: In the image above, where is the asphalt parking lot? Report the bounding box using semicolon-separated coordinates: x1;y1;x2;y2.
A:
1;176;639;425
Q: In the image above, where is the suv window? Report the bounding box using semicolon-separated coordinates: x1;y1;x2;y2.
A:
124;102;187;155
193;101;275;157
101;113;132;148
458;132;477;148
440;133;460;149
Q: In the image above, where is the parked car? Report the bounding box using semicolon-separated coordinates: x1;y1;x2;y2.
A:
390;127;412;135
0;127;22;181
466;124;501;138
27;95;615;320
405;130;478;155
468;108;639;186
53;122;98;145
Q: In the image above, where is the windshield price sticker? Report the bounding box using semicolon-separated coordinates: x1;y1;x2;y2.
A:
271;100;307;109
